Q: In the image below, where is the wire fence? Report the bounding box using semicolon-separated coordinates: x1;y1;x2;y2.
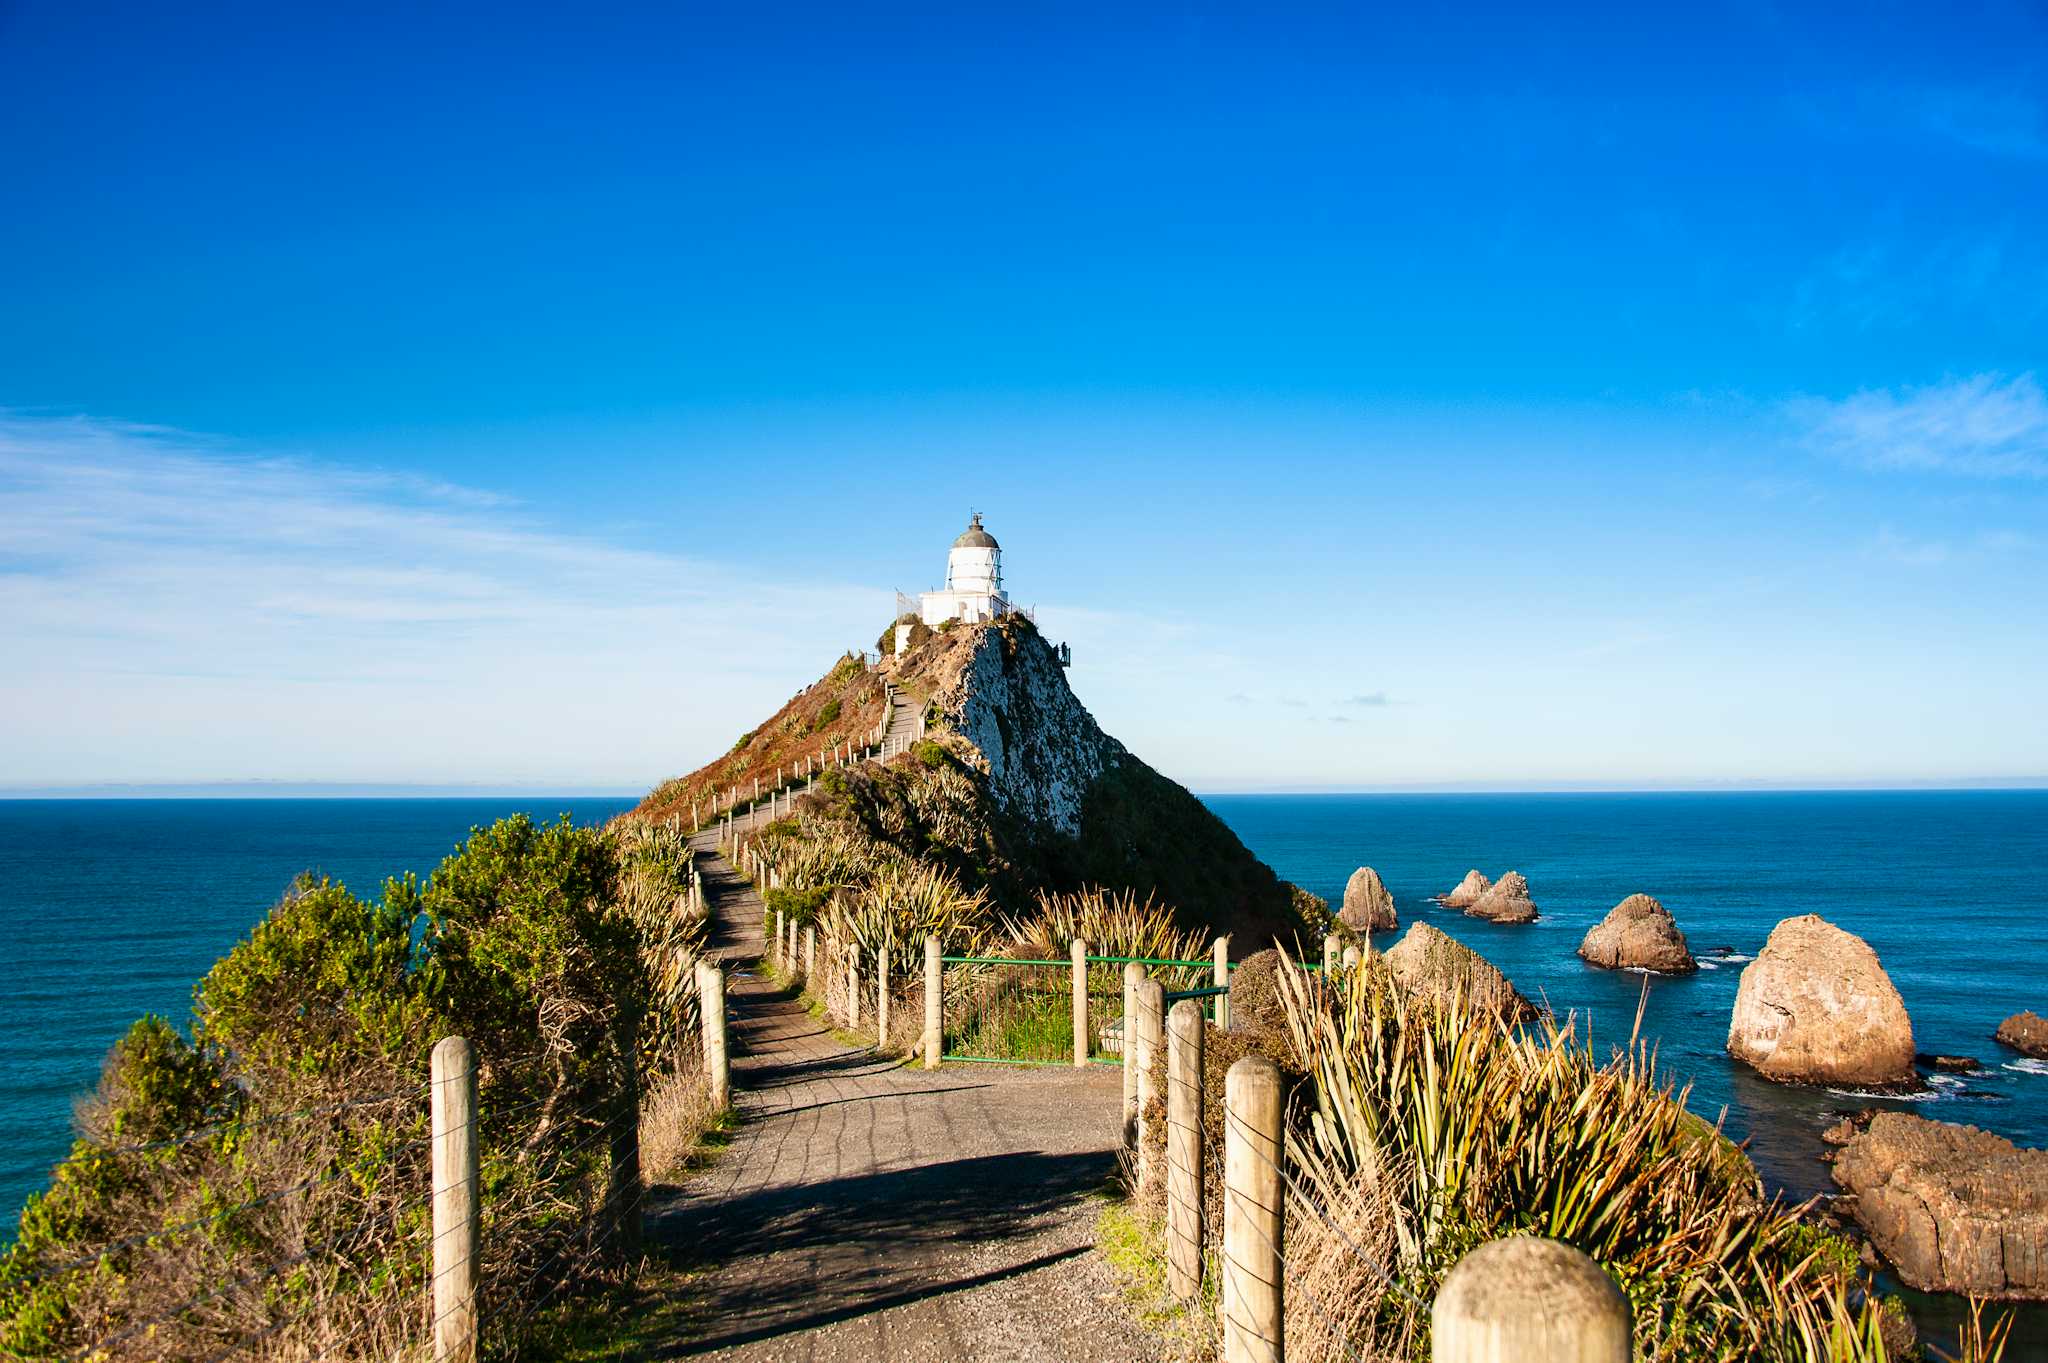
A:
2;1033;691;1363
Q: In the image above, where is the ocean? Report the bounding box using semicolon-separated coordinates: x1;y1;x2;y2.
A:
0;797;638;1236
1209;789;2048;1350
2;792;2043;1343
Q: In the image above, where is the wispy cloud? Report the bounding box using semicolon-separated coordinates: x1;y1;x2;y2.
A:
1871;525;2036;568
1342;692;1392;707
1914;84;2048;161
0;412;881;785
1786;372;2048;479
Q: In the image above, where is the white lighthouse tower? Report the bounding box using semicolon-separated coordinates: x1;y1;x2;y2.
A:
916;513;1013;627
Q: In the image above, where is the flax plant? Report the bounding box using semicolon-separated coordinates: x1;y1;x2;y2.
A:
1266;953;2008;1363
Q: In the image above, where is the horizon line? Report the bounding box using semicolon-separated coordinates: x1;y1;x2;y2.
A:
2;778;2045;800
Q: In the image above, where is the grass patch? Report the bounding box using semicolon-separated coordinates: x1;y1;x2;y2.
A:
522;1257;710;1362
1095;1194;1216;1359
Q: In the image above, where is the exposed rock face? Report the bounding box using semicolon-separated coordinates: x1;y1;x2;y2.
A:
1832;1113;2048;1299
1440;870;1491;908
914;619;1304;942
1464;871;1538;924
1997;1012;2048;1060
1577;894;1696;974
1339;866;1398;933
1384;923;1533;1020
1726;915;1916;1088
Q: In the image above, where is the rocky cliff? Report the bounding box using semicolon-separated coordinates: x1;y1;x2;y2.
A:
892;617;1303;943
636;616;1308;946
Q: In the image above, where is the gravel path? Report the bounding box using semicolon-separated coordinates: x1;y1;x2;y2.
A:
641;830;1158;1361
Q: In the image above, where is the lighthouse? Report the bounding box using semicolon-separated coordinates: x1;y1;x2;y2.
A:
916;513;1013;627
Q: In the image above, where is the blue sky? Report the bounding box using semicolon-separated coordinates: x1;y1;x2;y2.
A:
2;1;2044;792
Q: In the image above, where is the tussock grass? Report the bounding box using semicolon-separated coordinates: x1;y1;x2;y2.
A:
1264;955;2007;1362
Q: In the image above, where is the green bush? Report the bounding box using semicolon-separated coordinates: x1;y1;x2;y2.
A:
813;699;842;732
912;739;951;770
0;814;696;1362
765;884;832;926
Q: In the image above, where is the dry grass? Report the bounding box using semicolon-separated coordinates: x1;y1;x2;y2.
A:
631;652;890;827
639;1059;727;1187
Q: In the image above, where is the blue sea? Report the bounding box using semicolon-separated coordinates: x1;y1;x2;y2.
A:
1210;790;2048;1351
2;792;2044;1344
0;797;637;1235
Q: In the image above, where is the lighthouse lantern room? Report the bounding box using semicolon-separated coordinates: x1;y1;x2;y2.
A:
915;513;1014;628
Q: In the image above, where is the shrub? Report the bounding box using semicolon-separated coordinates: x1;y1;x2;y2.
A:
912;739;951;770
1262;959;2008;1363
731;729;754;752
0;814;703;1362
765;884;831;926
812;699;842;732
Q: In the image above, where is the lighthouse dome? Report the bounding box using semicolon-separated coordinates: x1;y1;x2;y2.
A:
953;513;998;550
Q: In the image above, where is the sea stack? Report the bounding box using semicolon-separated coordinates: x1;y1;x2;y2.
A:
1727;915;1915;1088
1384;923;1533;1020
1831;1113;2048;1299
1464;870;1538;924
1996;1011;2048;1060
1440;870;1491;908
1577;893;1696;974
1339;866;1398;932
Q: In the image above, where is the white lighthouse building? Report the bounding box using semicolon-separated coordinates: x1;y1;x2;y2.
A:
915;513;1014;627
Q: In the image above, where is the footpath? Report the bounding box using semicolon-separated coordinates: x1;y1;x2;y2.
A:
640;829;1155;1361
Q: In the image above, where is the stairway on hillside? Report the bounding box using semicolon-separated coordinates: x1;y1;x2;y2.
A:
881;690;923;758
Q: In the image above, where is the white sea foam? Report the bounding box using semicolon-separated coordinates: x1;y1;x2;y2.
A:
1826;1086;1942;1102
1697;960;1721;971
2003;1059;2048;1077
1715;953;1754;963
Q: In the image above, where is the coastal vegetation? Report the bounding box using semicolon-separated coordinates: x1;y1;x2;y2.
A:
1112;951;2008;1361
0;815;714;1361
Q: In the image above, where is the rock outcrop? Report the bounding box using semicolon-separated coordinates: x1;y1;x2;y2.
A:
1440;870;1491;908
903;619;1305;942
1576;894;1696;974
1464;871;1538;924
1384;923;1533;1020
1831;1113;2048;1299
1997;1011;2048;1060
1339;867;1397;933
1726;915;1916;1088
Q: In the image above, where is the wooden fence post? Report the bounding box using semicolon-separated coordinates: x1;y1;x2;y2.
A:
1343;944;1362;971
924;936;942;1068
1071;938;1089;1068
877;943;891;1048
1323;933;1339;975
1121;961;1144;1149
605;1013;643;1257
1213;935;1230;1029
769;910;781;968
805;926;816;981
1167;999;1205;1301
696;960;729;1108
431;1036;479;1363
1135;978;1165;1203
1222;1054;1283;1363
1432;1236;1631;1363
848;960;861;1029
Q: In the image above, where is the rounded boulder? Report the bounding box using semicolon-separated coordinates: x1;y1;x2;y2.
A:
1727;914;1915;1088
1339;866;1398;933
1577;893;1696;974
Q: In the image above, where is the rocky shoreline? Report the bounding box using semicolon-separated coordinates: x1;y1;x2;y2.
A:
1370;859;2048;1310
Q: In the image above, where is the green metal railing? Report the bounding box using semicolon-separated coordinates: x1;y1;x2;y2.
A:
938;954;1220;1067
